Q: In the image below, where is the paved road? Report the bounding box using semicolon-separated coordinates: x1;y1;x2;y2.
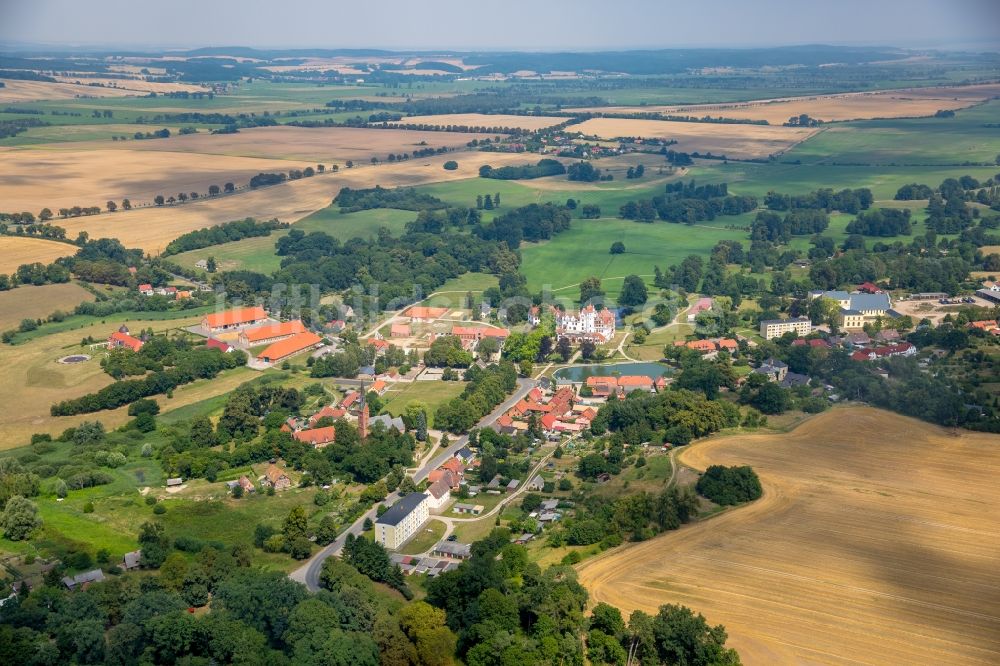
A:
289;377;535;591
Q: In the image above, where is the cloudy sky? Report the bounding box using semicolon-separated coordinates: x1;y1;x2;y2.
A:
1;0;998;51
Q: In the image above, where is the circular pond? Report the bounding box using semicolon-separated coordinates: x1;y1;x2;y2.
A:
58;354;91;364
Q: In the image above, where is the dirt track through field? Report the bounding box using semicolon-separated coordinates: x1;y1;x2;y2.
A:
576;407;1000;665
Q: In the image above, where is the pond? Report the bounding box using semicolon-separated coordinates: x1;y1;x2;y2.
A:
553;362;671;383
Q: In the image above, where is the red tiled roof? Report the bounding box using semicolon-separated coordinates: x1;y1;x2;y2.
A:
310;405;346;424
292;426;336;445
405;306;447;319
368;339;390;349
617;375;653;387
341;391;360;408
108;331;143;352
204;306;267;329
716;339;738;350
241;320;305;343
205;338;232;352
256;331;322;362
541;413;558;430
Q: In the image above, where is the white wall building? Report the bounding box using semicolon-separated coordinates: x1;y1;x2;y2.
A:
375;492;429;550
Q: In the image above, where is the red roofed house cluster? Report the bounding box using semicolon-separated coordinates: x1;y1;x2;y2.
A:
850;342;917;362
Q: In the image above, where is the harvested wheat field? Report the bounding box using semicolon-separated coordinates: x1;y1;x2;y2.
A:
85;125;497;162
567;83;1000;125
0;282;94;332
393;113;566;130
51;76;207;95
571;117;817;158
578;407;1000;666
52;151;531;252
0;147;309;212
0;78;142;103
0;236;75;273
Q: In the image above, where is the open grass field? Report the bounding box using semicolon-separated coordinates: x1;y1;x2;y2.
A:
393;113;567;130
0;282;94;331
398;519;447;555
296;205;416;239
519;218;746;298
571;118;819;159
382;380;468;428
577;407;1000;666
44;151;532;253
170;233;286;274
785;99;1000;165
566;83;1000;125
0;309;253;449
0;236;75;273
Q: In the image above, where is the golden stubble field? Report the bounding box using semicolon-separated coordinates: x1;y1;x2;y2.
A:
77;125;496;161
392;113;567;130
0;282;94;331
50;151;533;253
567;83;1000;125
0;236;75;274
570;117;818;158
577;407;1000;666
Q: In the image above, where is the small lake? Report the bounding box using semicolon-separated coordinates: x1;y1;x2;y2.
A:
553;362;671;383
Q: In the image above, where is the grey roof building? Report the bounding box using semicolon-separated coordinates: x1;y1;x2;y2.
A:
377;492;428;527
62;569;105;590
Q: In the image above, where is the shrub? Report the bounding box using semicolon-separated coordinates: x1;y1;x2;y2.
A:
152;504;166;515
263;534;285;553
83;501;95;513
443;160;458;171
145;496;157;506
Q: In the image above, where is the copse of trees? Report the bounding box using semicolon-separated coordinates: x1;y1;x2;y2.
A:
248;172;286;188
478;158;566;180
895;183;935;200
474;202;572;249
845;208;913;236
695;465;763;505
163;217;287;255
591;388;741;445
567;161;604;182
333;185;447;212
751;209;829;243
620;180;757;224
764;187;873;213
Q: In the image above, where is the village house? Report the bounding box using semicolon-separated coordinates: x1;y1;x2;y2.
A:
760;316;813;340
256;331;323;364
62;569;105;590
428;469;458;489
205;338;234;353
122;550;141;571
425;478;452;511
238;476;255;494
617;375;655;393
969;319;1000;333
292;426;336;448
375;492;429;550
850;342;916;361
526;474;545;491
754;358;789;382
262;464;292;491
687;297;714;323
556;304;616;343
528;304;560;326
138;283;153;295
202;306;268;333
238;320;305;347
107;325;144;352
309;404;347;425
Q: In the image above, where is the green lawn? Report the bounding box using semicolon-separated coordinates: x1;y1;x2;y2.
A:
381;381;468;428
170;234;287;274
785;99;1000;166
520;218;747;297
9;305;215;345
398;519;447;555
296;206;417;239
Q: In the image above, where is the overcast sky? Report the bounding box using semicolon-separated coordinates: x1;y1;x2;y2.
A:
1;0;998;51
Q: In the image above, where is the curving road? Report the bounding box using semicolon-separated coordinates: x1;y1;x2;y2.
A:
289;377;535;591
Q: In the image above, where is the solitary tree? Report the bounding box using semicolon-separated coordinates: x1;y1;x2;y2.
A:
208;184;221;196
0;496;41;541
39;208;53;221
224;182;235;193
206;256;217;273
610;241;626;254
106;200;117;213
121;198;131;210
619;274;648;307
154;195;164;206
